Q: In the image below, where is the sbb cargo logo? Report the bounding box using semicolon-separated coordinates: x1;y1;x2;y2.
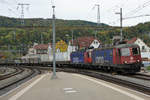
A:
72;57;79;63
96;56;104;64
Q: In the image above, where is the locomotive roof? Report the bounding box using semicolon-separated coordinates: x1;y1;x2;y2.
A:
115;44;139;48
94;43;139;50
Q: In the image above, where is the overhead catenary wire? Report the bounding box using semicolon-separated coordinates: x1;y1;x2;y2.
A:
125;0;150;17
108;0;150;26
0;0;20;17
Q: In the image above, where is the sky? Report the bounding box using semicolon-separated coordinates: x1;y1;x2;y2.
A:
0;0;150;26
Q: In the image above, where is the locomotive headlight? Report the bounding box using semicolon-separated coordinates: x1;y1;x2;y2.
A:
130;57;133;60
124;61;127;64
137;60;140;62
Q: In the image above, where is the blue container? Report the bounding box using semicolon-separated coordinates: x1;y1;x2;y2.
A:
70;51;84;64
92;49;113;64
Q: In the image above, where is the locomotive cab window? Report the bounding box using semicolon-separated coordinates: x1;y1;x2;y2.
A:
118;49;121;56
132;48;139;55
121;48;130;56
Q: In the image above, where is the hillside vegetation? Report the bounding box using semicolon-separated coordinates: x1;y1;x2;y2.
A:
0;16;150;59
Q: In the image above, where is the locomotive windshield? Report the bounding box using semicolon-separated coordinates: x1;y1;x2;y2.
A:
132;48;140;55
121;48;130;56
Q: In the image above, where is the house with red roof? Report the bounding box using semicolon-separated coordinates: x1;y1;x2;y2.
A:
33;44;51;54
127;37;150;52
70;36;101;49
21;43;52;63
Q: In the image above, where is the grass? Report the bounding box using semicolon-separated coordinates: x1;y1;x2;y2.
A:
146;66;150;71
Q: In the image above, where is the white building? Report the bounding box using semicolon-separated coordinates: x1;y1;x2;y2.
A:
128;37;150;65
127;37;150;52
22;42;76;62
71;36;101;49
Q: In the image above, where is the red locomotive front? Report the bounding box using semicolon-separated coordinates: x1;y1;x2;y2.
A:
113;44;142;73
120;47;141;64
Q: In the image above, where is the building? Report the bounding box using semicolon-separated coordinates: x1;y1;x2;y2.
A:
127;37;150;66
127;37;150;52
21;43;51;63
71;36;101;49
22;40;76;62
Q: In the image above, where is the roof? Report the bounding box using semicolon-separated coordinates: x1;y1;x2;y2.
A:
71;36;101;49
127;37;137;44
34;44;50;50
94;44;140;50
0;53;4;58
115;44;139;48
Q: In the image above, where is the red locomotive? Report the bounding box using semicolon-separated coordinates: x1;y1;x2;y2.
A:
72;44;143;73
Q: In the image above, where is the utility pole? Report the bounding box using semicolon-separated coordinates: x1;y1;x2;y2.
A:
41;33;43;44
51;5;57;79
95;4;100;38
17;3;30;25
116;8;123;41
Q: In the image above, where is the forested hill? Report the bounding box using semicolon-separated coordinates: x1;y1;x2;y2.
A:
0;15;150;59
0;16;108;27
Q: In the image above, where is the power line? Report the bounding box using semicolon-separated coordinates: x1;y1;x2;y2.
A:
125;0;150;16
108;0;150;25
123;14;150;20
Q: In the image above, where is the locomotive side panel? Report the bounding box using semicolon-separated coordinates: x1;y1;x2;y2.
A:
70;51;84;64
92;49;113;65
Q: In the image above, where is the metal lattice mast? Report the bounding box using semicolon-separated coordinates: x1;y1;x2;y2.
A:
95;4;100;25
95;4;100;38
17;3;30;25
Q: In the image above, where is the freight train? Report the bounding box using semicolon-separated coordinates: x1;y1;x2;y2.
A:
0;43;143;73
70;44;143;73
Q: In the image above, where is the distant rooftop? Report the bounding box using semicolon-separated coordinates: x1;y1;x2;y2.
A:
71;36;101;49
34;44;51;50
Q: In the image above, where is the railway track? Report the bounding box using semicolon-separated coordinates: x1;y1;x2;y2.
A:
0;67;23;81
130;73;150;81
0;66;41;96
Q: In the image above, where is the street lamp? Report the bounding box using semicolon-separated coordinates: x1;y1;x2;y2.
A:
51;5;57;79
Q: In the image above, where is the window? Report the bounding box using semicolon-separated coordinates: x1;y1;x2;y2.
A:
132;48;139;55
142;46;145;50
43;49;47;54
36;50;41;54
36;49;47;54
121;48;130;56
118;49;121;56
